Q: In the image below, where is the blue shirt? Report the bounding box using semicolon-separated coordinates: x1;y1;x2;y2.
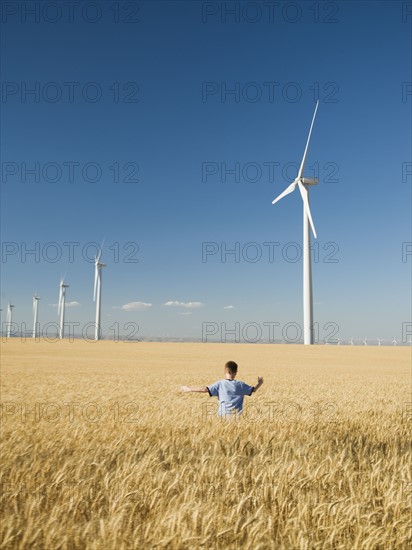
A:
207;379;254;416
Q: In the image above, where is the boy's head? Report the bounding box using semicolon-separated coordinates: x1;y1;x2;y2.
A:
225;361;238;378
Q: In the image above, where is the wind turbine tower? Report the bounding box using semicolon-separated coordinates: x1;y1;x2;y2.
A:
93;247;106;341
6;303;14;338
272;101;320;344
58;279;69;339
32;294;40;339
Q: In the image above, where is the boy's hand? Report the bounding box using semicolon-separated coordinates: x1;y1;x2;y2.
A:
252;377;264;393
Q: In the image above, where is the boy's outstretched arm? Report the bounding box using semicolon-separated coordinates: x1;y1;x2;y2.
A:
180;385;208;393
252;376;264;393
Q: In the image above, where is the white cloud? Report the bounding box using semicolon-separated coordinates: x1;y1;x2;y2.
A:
178;311;192;316
163;301;205;309
117;301;152;311
50;301;80;308
224;305;234;309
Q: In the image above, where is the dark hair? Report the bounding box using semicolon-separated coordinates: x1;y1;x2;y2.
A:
225;361;238;375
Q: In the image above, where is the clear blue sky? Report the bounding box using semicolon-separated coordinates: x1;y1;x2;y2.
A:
1;1;411;343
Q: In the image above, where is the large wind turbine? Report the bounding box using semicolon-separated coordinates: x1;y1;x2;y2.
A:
93;246;106;341
32;293;40;339
58;279;69;339
272;101;319;345
6;303;14;338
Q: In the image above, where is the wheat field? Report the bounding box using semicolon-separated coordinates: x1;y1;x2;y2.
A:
0;339;411;549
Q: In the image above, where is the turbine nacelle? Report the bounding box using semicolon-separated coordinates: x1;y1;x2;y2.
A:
301;177;318;185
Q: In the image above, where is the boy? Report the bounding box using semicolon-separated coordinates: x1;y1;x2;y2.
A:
180;360;263;416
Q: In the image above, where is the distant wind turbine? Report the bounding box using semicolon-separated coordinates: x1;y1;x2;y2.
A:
350;337;354;346
392;336;397;346
32;293;40;339
6;303;14;338
271;101;320;345
377;337;382;346
58;279;69;339
93;244;106;341
363;337;368;346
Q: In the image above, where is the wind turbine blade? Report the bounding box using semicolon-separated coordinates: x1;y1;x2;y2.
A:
97;239;104;262
271;180;298;205
297;181;317;238
58;285;63;315
297;100;319;179
93;264;98;301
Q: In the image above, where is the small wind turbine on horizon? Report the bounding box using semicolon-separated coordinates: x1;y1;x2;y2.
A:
93;244;106;341
58;278;69;339
271;101;320;345
6;303;14;338
350;337;354;346
32;293;40;339
392;336;397;346
377;337;382;346
363;337;368;346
